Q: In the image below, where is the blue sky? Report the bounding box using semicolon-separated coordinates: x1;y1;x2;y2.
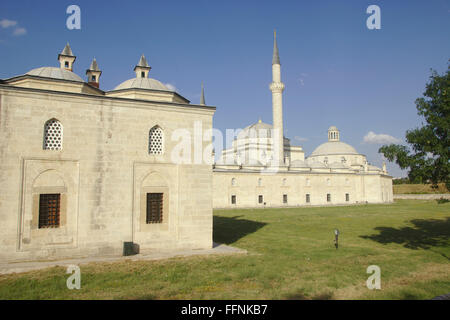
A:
1;0;449;177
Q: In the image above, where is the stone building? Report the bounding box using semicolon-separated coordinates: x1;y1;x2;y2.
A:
212;32;393;208
0;44;215;262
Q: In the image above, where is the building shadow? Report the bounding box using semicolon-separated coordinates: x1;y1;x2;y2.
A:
360;217;450;258
213;215;267;245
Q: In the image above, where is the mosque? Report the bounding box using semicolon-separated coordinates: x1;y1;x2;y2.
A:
0;34;392;262
212;32;393;208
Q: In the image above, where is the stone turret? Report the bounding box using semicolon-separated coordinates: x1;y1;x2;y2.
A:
134;54;151;78
328;126;340;142
86;58;102;88
58;43;76;71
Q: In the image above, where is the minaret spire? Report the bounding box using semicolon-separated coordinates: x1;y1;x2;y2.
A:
200;82;206;105
269;30;285;165
272;30;280;65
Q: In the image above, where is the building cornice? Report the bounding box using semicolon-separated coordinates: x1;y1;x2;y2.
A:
0;84;216;114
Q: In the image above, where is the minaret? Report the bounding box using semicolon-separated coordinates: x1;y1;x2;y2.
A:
86;58;102;88
269;30;285;165
200;82;206;105
58;43;76;71
134;54;151;78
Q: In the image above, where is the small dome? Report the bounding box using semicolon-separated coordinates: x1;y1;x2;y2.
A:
26;67;84;82
113;78;171;91
238;121;273;139
310;141;358;157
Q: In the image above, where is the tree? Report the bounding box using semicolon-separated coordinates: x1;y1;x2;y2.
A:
379;62;449;191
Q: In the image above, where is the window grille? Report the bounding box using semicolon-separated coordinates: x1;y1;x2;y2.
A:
44;119;63;150
149;126;164;155
39;194;61;228
146;193;163;224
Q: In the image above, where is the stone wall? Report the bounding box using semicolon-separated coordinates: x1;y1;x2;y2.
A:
394;194;450;200
0;85;215;262
212;170;393;209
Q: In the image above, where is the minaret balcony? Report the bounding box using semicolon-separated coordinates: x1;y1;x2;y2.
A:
269;82;285;92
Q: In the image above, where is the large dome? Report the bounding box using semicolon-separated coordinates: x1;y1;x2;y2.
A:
26;67;84;82
113;78;172;91
310;141;358;156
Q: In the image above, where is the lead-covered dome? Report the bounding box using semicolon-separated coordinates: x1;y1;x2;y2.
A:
113;77;171;91
26;67;84;82
310;141;358;156
311;125;358;156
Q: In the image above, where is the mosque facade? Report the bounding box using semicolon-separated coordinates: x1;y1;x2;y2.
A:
212;33;393;209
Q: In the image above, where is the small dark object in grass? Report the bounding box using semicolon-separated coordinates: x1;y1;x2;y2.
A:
437;197;449;204
334;229;340;249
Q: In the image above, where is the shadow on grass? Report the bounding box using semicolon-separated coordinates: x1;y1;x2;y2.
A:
213;215;267;245
361;218;450;258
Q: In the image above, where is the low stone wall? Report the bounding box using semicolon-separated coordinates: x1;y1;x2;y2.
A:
394;194;450;200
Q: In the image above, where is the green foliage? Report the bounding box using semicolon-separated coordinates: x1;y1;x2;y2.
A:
379;62;450;190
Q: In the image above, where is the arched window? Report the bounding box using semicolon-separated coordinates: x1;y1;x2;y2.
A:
327;178;331;186
258;178;262;187
43;119;63;150
149;126;164;155
282;178;287;186
306;178;310;186
231;178;236;186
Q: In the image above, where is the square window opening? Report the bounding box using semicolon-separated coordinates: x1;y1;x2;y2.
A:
146;193;163;224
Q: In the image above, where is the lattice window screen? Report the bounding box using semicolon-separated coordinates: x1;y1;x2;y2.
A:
44;119;63;150
149;126;164;155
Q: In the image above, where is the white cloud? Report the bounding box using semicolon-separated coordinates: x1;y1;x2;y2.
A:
164;83;177;92
0;19;17;28
294;136;308;142
298;73;308;86
363;131;401;144
13;27;26;36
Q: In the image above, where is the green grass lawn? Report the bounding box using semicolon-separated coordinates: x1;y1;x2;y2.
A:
0;200;449;300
